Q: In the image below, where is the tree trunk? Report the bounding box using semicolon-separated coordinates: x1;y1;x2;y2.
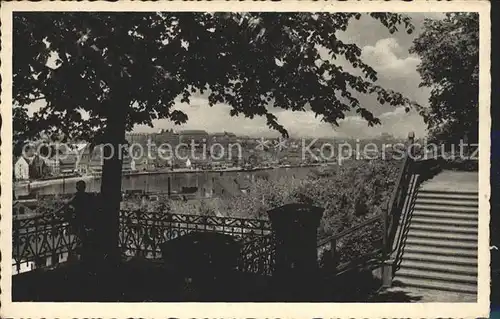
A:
98;99;128;268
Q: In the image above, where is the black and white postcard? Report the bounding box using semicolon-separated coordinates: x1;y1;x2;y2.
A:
0;1;491;318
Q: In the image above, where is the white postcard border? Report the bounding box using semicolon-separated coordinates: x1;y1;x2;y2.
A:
0;1;491;318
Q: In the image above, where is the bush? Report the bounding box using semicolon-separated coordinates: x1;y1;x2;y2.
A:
220;159;400;237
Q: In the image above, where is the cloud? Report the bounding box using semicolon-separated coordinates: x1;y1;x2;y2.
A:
361;38;421;78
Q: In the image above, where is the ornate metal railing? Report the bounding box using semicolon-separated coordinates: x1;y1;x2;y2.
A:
12;213;81;274
317;215;383;276
12;209;272;273
12;208;394;280
118;210;272;259
238;233;275;276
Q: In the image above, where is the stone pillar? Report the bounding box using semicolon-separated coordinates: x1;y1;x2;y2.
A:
407;131;415;158
463;132;469;158
267;203;324;300
381;259;394;288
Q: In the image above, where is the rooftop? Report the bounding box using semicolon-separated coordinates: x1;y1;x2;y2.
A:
179;130;209;135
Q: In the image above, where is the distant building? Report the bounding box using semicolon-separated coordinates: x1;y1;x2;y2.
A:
44;157;60;176
75;144;91;174
126;132;151;148
86;145;111;174
29;154;49;179
211;132;236;141
211;132;238;153
153;129;180;147
122;156;135;174
14;157;30;181
191;158;210;170
84;145;137;174
135;157;150;171
88;158;103;174
179;130;209;145
136;156;161;171
59;155;77;175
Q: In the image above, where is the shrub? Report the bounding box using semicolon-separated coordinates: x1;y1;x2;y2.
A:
220;159;401;237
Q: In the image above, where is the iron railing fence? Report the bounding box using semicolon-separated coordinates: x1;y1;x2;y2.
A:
12;210;272;274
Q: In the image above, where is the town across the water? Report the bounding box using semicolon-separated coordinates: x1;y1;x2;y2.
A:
14;129;403;187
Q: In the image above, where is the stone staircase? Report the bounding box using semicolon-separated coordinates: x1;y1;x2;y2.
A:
393;172;478;295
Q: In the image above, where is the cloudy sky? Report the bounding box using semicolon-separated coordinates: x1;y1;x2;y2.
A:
132;12;444;139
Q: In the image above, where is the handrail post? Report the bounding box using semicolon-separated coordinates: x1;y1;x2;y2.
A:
330;237;337;270
381;131;415;288
381;204;393;288
382;204;389;260
13;219;21;273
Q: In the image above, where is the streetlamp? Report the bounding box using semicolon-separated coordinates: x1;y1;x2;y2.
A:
408;131;415;143
408;131;415;158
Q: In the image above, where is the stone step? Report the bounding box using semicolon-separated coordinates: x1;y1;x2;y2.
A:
393;275;477;294
417;189;479;202
417;192;478;202
410;223;477;234
404;237;477;250
406;229;478;242
404;245;477;258
402;252;477;267
415;197;478;207
412;209;478;220
396;268;477;285
410;216;478;227
418;189;478;197
414;199;479;213
400;259;477;276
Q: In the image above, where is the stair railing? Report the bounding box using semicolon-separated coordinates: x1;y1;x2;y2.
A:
317;214;383;277
390;169;419;274
382;133;416;264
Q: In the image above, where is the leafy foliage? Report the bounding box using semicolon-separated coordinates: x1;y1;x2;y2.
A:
333;219;383;266
216;159;400;237
410;13;479;144
14;12;416;143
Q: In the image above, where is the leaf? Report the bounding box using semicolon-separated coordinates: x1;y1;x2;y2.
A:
410;13;478;143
